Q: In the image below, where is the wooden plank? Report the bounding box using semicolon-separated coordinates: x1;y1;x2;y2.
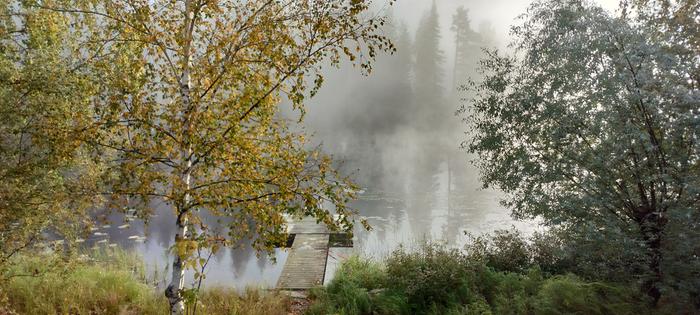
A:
276;233;330;289
277;216;353;290
287;217;330;234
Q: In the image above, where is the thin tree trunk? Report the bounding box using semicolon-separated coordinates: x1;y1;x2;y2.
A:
641;219;664;306
165;211;189;314
166;1;195;313
166;153;193;314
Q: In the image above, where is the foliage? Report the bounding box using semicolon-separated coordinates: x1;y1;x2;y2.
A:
334;256;388;291
450;5;490;92
1;249;163;315
385;243;472;312
306;256;401;315
307;243;646;315
629;0;699;54
532;275;645;315
465;227;656;285
0;1;103;271
465;229;531;273
23;0;394;311
462;0;699;305
412;0;448;153
414;1;444;99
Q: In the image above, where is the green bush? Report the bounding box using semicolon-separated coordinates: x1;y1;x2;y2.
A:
334;256;388;290
307;256;402;315
465;229;532;273
533;275;641;315
529;231;571;275
385;243;472;313
308;242;651;315
487;230;531;273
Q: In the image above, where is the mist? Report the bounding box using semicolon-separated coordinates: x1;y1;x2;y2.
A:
115;0;630;288
4;0;696;310
298;0;622;193
302;0;614;193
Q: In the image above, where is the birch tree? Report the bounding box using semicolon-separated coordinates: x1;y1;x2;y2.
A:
33;0;393;313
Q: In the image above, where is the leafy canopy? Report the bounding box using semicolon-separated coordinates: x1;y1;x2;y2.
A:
25;0;394;291
0;1;103;270
463;0;699;303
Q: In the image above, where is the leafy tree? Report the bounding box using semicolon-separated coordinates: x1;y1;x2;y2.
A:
464;0;699;306
33;0;393;313
0;2;102;272
629;0;699;54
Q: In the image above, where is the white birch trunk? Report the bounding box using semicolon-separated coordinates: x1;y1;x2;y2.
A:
166;1;195;313
166;211;189;314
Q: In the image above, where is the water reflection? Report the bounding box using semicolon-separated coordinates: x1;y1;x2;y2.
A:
90;153;533;291
353;161;534;260
88;201;287;290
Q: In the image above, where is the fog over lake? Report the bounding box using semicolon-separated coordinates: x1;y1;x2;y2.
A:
89;0;620;290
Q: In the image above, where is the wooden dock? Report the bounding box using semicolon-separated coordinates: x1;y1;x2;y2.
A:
276;217;334;290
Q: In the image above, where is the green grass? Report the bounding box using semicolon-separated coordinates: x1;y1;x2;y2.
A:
0;248;289;315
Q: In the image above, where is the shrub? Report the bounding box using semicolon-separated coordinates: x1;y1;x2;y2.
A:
385;243;472;313
334;256;387;290
533;275;642;315
307;277;372;315
489;271;532;315
465;229;531;273
529;231;570;275
307;242;655;315
487;230;531;273
306;256;400;315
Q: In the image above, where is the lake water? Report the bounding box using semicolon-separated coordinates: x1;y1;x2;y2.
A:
86;156;535;290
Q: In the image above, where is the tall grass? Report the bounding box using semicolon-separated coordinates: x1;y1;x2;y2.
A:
195;287;289;315
0;247;289;315
1;248;164;315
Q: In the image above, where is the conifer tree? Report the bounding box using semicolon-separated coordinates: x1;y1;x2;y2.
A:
414;0;445;129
